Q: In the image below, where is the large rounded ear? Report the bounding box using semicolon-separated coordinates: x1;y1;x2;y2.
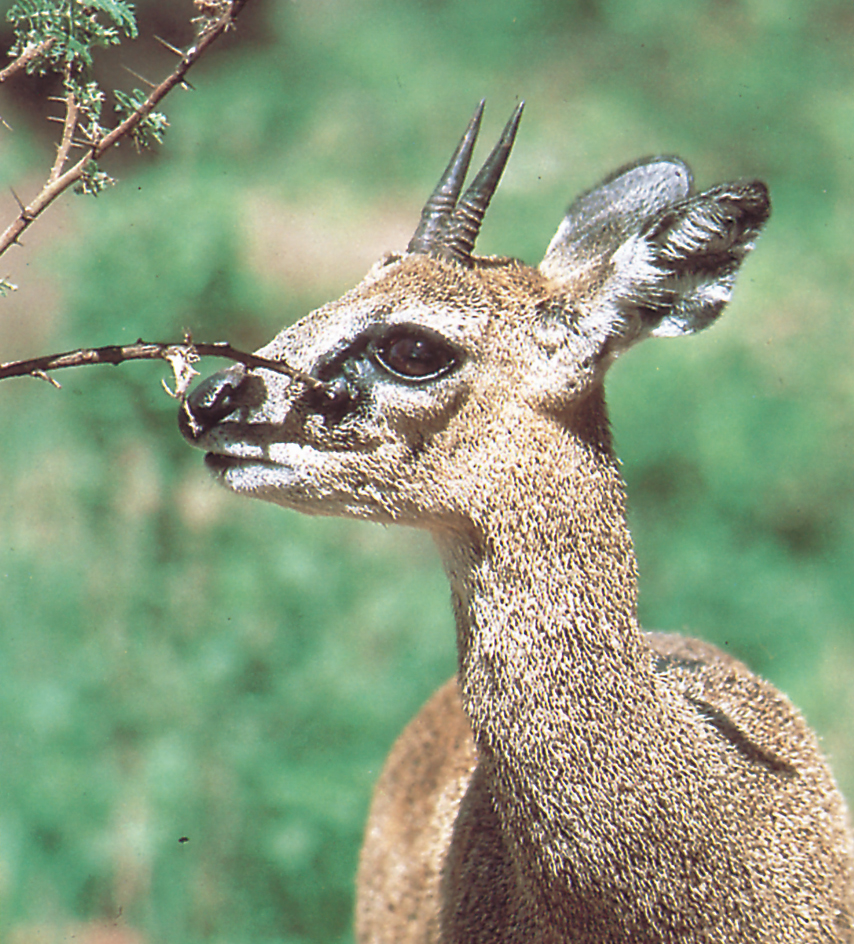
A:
539;158;771;353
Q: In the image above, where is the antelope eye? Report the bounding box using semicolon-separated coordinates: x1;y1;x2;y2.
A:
372;329;460;381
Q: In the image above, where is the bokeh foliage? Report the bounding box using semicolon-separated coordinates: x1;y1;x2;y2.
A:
1;0;854;941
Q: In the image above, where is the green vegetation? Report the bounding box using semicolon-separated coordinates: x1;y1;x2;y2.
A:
1;1;854;941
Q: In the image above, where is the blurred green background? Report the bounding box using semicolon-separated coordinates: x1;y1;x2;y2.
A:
1;0;854;941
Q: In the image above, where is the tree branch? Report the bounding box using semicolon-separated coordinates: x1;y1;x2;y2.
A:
48;67;80;184
0;339;325;399
0;0;253;258
0;37;55;84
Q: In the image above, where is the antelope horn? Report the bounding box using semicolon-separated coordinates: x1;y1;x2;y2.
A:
438;101;525;266
407;101;485;255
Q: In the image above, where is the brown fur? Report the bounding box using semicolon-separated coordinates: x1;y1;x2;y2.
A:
180;144;854;941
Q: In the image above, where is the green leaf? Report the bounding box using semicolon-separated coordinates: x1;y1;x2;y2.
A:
87;0;138;39
113;89;170;150
73;161;115;197
7;0;138;73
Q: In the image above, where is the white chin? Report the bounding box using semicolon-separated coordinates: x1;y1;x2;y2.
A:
205;454;301;497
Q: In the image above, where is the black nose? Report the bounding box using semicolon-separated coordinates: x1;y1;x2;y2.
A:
179;366;247;441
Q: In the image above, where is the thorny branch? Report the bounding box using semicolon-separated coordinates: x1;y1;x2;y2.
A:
0;4;297;408
0;0;253;260
48;65;79;185
0;37;55;85
0;339;325;400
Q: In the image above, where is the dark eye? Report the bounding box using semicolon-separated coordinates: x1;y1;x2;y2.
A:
372;329;460;381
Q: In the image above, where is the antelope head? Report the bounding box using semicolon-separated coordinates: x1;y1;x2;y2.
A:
179;102;769;538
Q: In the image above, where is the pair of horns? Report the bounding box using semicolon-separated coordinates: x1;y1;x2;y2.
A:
407;101;524;267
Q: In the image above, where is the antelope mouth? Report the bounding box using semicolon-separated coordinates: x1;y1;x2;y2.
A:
202;450;308;500
204;452;276;472
201;439;327;487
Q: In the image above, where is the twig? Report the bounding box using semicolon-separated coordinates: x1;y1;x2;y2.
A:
0;0;253;259
0;339;325;397
48;66;80;184
0;37;55;84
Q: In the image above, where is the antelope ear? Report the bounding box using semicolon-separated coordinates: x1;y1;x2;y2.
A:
540;157;694;281
539;158;771;350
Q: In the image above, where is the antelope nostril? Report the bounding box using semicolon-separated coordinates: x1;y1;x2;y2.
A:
303;376;359;426
312;377;350;408
179;367;247;440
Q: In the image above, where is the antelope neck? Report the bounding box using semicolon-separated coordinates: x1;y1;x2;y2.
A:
437;405;646;741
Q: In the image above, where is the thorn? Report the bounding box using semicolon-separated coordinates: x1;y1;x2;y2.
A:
0;115;12;131
73;128;100;147
123;65;157;89
9;188;25;212
161;377;180;399
154;35;187;58
46;115;65;123
161;346;200;400
32;370;61;388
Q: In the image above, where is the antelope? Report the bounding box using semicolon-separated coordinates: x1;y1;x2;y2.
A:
178;102;854;942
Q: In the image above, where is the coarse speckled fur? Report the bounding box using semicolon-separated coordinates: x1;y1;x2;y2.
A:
180;115;854;942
